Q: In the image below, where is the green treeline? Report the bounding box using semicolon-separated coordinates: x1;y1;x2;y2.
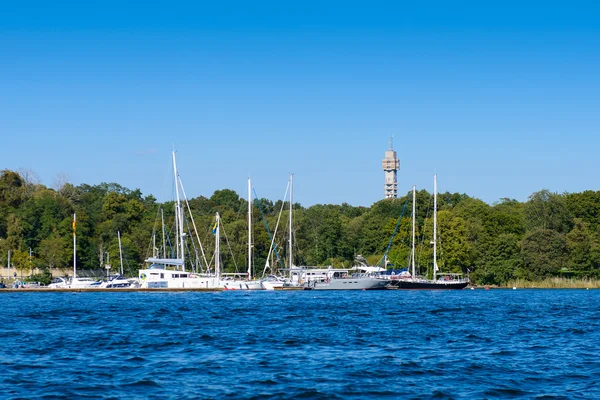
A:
1;169;600;285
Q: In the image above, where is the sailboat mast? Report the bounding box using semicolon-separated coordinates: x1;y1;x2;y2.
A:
289;174;293;277
248;178;252;281
433;174;438;281
215;212;220;279
118;231;124;276
152;232;156;258
172;151;185;271
73;213;77;279
161;209;166;259
411;186;416;279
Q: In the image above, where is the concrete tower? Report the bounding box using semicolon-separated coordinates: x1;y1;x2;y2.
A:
382;137;400;199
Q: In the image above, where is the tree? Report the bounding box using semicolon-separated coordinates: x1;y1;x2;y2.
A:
9;249;30;277
521;229;567;279
476;233;522;285
524;190;571;233
566;219;600;277
436;211;473;273
39;234;71;269
210;189;243;213
566;191;600;230
0;169;24;207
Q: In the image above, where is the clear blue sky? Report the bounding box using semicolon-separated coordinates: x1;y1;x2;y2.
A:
1;1;598;206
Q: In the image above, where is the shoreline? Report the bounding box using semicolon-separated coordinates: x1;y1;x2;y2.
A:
0;286;596;293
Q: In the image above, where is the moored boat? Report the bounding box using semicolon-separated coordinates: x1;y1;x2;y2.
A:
388;175;468;290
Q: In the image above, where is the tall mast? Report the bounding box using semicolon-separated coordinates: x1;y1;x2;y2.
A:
215;212;220;280
433;174;438;281
73;213;77;279
248;178;252;281
172;151;185;270
411;186;416;279
179;179;210;270
152;232;156;258
118;231;124;276
289;174;293;276
161;209;166;258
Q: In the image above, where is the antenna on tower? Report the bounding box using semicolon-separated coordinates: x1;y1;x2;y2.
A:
389;136;394;150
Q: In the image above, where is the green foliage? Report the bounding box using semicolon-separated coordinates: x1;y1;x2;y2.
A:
525;189;572;233
27;268;53;285
39;234;71;268
0;169;25;207
566;219;600;278
521;229;567;279
1;169;600;285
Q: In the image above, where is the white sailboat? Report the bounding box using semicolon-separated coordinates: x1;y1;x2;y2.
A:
244;178;271;290
101;232;139;288
66;213;100;288
138;152;220;289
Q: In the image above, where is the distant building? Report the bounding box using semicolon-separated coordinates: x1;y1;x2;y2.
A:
382;138;400;199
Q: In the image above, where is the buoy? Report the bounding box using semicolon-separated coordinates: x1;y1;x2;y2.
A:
513;287;517;290
471;287;475;290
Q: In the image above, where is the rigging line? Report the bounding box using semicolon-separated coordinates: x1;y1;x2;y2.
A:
178;176;210;270
120;247;135;278
146;206;163;260
219;220;240;273
164;225;176;259
261;183;290;277
182;213;201;272
206;251;215;272
417;193;434;277
377;196;410;267
254;188;285;273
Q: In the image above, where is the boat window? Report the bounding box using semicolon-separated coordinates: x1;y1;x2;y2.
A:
181;274;188;278
160;273;164;278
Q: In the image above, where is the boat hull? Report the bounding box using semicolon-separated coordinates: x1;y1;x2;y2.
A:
307;277;390;290
391;279;469;290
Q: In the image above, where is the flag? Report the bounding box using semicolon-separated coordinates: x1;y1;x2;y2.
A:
211;219;218;235
72;216;76;235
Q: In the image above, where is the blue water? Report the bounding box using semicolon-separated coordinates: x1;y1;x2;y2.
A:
2;290;599;399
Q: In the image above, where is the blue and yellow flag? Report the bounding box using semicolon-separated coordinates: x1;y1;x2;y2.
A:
211;219;218;235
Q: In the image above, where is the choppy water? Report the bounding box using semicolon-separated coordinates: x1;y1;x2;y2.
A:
2;289;600;399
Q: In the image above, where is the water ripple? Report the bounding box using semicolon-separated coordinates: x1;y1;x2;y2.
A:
3;290;600;398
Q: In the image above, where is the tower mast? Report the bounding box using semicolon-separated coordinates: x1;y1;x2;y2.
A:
411;186;416;278
382;137;400;199
248;178;252;281
288;174;294;277
433;174;438;281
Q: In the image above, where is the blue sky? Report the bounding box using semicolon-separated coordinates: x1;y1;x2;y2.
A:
1;1;598;206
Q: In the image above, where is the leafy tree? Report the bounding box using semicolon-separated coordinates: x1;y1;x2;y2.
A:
436;211;473;273
210;189;243;213
39;234;71;269
475;233;522;285
566;191;600;230
9;249;30;276
521;229;567;279
0;169;24;207
566;219;600;277
524;190;572;233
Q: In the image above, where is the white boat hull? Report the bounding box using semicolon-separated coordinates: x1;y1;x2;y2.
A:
308;276;390;290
